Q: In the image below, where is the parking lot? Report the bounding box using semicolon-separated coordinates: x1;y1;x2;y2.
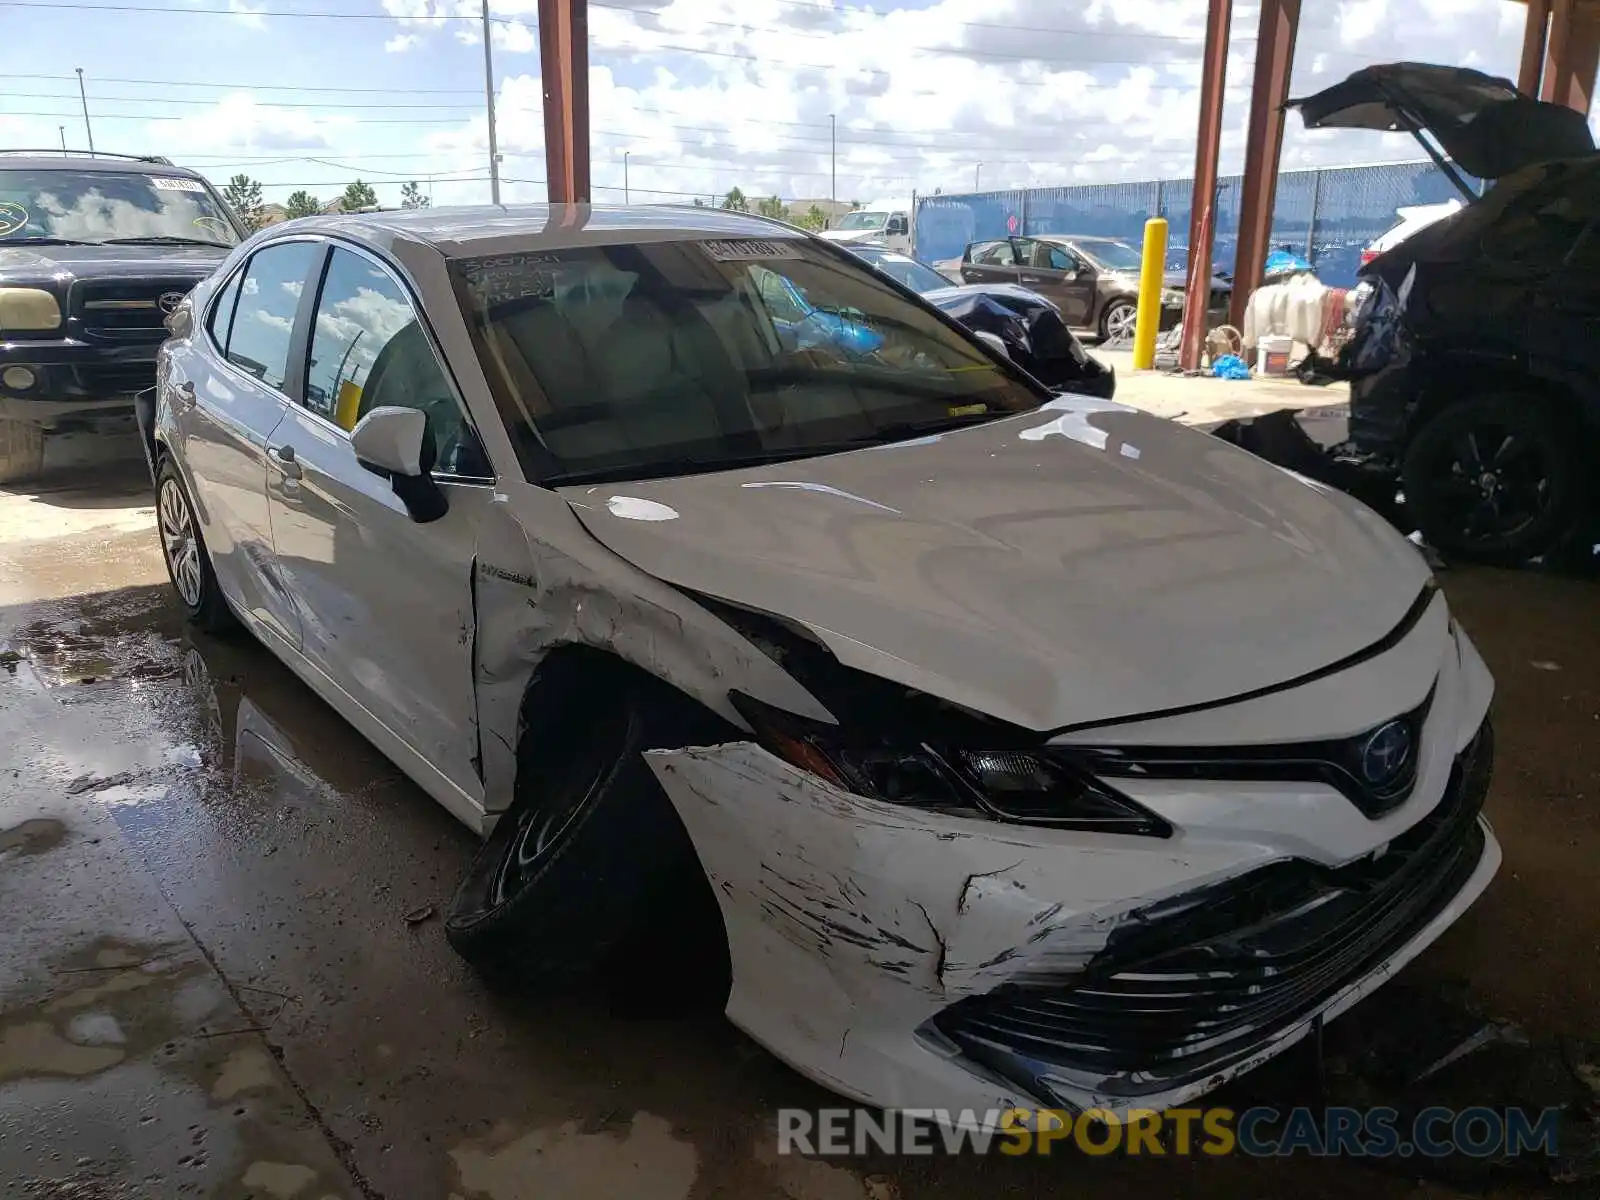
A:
2;447;1596;1199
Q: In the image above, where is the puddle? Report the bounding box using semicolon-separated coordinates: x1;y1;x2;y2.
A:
450;1112;699;1200
0;818;66;859
0;1021;126;1081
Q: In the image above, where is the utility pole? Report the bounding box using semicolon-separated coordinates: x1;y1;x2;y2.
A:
974;162;983;191
829;114;836;210
481;0;501;205
623;151;630;204
75;68;94;155
58;126;66;155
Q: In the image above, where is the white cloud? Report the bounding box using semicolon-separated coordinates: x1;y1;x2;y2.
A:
384;33;422;52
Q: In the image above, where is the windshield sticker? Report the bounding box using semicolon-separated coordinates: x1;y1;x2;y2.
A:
0;202;28;236
460;254;560;307
701;239;802;262
151;177;206;193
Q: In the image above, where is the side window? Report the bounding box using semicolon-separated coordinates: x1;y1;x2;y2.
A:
207;267;243;352
1047;246;1078;272
1013;238;1042;267
752;266;809;324
306;247;488;477
227;242;320;391
972;241;1013;266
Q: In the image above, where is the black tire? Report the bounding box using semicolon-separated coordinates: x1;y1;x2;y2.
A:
1401;393;1589;567
0;418;45;485
445;692;714;992
156;457;236;632
1099;299;1137;344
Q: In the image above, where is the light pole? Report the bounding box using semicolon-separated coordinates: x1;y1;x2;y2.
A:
58;125;66;155
75;68;94;155
829;114;836;211
974;161;982;192
480;0;501;205
623;151;630;204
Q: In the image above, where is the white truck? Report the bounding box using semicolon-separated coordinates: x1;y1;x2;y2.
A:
817;199;914;255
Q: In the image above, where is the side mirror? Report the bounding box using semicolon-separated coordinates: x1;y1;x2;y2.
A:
350;406;447;523
971;330;1012;360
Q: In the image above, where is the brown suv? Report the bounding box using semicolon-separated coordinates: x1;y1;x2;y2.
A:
958;234;1230;343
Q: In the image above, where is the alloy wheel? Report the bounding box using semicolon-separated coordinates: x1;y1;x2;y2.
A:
1105;304;1137;342
158;477;204;608
1421;424;1553;546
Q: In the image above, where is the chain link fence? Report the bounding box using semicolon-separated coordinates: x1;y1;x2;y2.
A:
913;160;1477;289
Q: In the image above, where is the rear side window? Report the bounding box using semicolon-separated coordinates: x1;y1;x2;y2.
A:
207;268;243;351
227;242;321;392
970;241;1013;266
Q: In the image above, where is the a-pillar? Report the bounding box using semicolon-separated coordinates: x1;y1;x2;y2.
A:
1227;0;1302;334
539;0;591;203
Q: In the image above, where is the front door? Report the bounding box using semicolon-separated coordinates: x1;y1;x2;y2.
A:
168;241;324;649
264;242;495;801
1015;239;1097;326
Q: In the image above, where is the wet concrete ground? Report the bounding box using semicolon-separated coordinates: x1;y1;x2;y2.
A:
2;469;1598;1199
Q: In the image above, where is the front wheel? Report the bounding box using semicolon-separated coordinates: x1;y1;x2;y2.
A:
156;458;236;631
1099;300;1137;344
1401;393;1589;567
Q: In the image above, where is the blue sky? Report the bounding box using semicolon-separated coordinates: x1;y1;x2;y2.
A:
1;0;1590;209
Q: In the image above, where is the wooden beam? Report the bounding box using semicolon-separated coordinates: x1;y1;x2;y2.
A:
1179;0;1233;371
538;0;591;203
1519;0;1551;94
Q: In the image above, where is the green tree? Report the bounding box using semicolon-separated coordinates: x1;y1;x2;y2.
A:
284;190;322;219
720;187;749;213
799;204;828;231
340;179;379;212
400;181;430;209
222;174;265;232
756;194;787;220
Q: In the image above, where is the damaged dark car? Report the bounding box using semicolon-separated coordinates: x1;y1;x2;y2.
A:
1287;63;1599;565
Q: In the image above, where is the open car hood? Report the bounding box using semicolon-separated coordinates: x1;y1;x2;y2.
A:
1288;62;1595;181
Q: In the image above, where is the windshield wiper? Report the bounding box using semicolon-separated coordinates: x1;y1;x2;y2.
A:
100;236;233;248
1;236;97;246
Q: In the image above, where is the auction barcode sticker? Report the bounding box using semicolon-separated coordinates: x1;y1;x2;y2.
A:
151;177;207;192
701;238;802;261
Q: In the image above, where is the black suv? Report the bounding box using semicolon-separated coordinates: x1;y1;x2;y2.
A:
0;151;244;482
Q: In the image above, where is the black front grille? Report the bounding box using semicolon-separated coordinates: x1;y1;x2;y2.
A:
76;281;195;336
929;721;1493;1103
78;361;158;396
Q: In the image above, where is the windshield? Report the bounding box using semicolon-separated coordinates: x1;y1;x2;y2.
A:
0;169;240;246
834;211;888;231
1076;239;1144;272
859;251;952;295
452;236;1043;485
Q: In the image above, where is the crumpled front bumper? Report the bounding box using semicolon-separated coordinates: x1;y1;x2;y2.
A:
643;606;1498;1117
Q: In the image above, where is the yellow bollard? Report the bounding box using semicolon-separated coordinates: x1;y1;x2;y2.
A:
1132;217;1169;371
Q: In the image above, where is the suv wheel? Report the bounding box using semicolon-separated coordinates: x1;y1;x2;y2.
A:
0;419;45;485
156;458;235;631
1401;393;1588;567
1100;299;1137;344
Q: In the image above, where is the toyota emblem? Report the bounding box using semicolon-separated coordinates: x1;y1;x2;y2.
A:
1359;720;1413;787
158;290;187;315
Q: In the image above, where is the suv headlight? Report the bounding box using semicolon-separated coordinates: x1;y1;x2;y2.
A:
730;692;1171;837
0;287;63;332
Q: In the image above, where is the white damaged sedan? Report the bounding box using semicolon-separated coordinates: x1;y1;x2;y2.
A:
148;205;1497;1119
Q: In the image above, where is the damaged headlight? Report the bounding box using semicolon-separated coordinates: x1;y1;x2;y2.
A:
730;693;1171;837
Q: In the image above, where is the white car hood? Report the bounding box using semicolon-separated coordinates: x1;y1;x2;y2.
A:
557;399;1430;732
817;229;881;244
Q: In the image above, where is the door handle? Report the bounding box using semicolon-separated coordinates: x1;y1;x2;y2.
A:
1020;274;1044;283
267;444;302;481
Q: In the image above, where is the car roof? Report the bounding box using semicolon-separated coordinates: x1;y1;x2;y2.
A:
0;154;202;175
285;203;807;257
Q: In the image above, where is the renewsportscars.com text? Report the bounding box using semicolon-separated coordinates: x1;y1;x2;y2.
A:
777;1106;1562;1159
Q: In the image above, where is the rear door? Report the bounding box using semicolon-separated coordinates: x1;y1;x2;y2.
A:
960;239;1019;285
263;239;494;803
165;240;323;650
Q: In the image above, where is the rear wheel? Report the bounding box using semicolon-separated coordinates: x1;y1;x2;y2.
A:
446;689;720;993
1099;299;1137;344
156;458;235;632
0;419;45;485
1401;393;1588;567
